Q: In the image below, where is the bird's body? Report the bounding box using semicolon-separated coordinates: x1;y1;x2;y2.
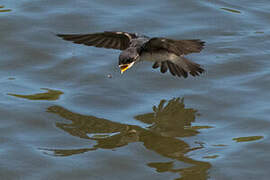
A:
57;31;205;78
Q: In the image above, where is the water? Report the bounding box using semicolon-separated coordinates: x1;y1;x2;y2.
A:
1;1;270;179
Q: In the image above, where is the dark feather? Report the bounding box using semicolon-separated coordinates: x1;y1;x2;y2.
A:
57;31;137;50
160;62;168;73
182;57;205;77
152;62;160;69
176;66;188;78
167;61;177;76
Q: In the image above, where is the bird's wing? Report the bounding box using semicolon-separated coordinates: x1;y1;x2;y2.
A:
57;31;138;50
143;37;205;56
152;57;205;78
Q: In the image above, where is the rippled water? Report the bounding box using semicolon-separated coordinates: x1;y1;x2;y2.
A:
1;1;270;179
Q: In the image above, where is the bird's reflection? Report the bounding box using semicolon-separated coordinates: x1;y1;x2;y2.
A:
45;98;211;179
135;98;199;138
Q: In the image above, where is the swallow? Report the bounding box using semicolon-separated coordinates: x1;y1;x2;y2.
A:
57;31;205;78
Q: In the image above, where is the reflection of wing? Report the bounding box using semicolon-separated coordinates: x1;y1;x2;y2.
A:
57;31;138;50
47;105;127;139
135;98;198;137
143;38;205;78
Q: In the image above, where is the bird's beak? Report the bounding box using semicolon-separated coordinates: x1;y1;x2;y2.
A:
119;61;135;74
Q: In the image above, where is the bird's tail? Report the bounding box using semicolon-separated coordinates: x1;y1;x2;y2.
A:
181;57;205;77
152;57;205;78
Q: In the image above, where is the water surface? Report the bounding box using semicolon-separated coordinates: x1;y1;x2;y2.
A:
1;0;270;179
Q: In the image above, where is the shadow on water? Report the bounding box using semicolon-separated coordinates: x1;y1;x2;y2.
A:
43;98;211;179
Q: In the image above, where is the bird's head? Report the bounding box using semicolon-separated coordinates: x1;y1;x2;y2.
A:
118;47;140;74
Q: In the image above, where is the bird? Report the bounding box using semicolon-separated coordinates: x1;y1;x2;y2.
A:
57;31;205;78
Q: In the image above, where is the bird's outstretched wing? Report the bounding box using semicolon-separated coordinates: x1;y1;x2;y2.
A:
143;37;205;78
143;38;205;56
57;31;138;50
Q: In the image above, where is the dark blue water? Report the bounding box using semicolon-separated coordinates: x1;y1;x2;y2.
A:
1;1;270;179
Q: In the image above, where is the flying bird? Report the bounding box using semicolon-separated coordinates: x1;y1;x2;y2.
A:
57;31;205;78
